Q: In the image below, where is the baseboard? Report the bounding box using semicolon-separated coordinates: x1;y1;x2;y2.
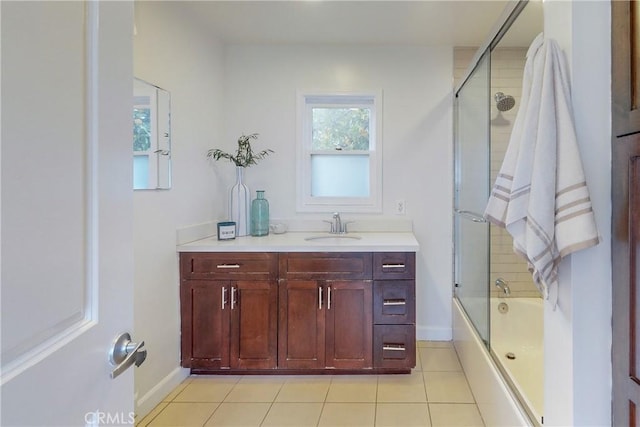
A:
417;325;452;341
135;367;190;419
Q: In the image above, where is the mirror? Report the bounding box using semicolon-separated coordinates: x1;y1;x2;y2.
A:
133;78;171;190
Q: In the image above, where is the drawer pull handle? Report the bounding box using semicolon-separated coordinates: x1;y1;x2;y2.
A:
383;344;406;351
327;286;332;310
217;264;241;269
382;263;405;269
318;286;323;310
383;299;406;306
222;287;227;310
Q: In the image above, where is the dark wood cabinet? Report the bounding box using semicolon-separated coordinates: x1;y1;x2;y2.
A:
373;252;416;369
373;324;416;370
278;279;325;369
612;2;640;424
279;252;372;281
279;278;373;370
324;280;373;369
373;252;415;280
181;250;415;374
181;252;277;281
373;280;415;325
279;253;373;370
180;280;229;369
612;0;640;137
230;280;278;369
180;253;278;371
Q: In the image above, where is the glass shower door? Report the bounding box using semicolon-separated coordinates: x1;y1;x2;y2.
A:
454;51;491;345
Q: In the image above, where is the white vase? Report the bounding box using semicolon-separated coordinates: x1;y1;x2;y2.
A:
229;166;250;236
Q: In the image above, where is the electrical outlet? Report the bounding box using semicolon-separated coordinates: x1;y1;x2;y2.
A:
395;199;406;215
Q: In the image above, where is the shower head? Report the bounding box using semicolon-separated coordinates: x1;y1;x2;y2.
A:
495;92;516;112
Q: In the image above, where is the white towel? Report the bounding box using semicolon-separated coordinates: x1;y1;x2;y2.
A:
484;34;599;304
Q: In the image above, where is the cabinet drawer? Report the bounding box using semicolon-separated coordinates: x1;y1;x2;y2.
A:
280;252;372;280
373;280;415;324
373;253;415;280
181;252;278;280
373;324;416;369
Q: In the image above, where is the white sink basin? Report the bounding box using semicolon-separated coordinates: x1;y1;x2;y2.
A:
304;234;362;242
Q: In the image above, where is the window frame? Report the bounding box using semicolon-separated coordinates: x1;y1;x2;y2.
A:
296;90;383;213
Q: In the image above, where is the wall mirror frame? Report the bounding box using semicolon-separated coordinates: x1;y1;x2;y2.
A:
133;77;172;190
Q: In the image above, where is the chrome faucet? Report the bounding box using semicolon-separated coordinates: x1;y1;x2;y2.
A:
332;212;342;234
323;212;353;234
495;278;511;296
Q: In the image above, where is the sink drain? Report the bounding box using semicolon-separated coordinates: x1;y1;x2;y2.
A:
506;352;516;360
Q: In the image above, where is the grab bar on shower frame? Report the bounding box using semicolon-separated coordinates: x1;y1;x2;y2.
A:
454;209;487;223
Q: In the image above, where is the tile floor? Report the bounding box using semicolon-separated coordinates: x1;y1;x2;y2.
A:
136;341;484;427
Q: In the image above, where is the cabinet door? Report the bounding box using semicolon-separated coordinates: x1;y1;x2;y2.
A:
325;280;373;369
230;280;278;369
278;280;326;369
180;280;230;369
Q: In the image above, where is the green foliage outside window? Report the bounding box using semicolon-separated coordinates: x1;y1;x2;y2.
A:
312;107;370;151
133;108;151;152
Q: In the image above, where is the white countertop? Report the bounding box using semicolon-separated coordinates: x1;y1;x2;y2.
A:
177;231;419;253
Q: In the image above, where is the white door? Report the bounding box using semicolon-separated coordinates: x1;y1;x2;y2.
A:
1;2;137;426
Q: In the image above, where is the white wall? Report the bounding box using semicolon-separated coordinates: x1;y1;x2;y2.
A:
222;45;454;340
132;2;225;417
543;1;612;425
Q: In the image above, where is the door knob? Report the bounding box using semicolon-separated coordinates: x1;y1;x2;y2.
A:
109;332;147;379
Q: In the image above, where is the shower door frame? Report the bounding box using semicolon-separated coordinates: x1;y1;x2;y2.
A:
453;49;492;347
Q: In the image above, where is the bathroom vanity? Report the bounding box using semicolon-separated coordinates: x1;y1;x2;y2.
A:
177;232;418;374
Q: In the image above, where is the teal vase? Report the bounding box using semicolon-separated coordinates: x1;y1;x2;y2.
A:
250;190;269;236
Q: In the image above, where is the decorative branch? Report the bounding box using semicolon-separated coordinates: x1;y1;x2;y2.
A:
207;133;273;167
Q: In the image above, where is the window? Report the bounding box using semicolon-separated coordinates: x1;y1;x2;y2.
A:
297;91;382;212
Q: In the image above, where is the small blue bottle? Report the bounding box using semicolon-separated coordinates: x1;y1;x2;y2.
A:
250;190;269;236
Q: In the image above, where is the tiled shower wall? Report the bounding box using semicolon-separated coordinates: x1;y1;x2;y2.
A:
454;47;540;298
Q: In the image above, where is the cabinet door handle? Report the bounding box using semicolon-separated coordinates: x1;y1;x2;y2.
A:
222;287;227;310
217;264;240;269
382;263;405;269
231;286;236;310
327;286;332;310
318;286;323;310
383;299;406;306
383;344;406;351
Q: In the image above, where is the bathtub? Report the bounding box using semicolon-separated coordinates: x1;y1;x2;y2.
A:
453;297;537;426
490;298;543;423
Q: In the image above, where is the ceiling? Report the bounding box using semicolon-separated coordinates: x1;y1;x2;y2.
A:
177;0;543;48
